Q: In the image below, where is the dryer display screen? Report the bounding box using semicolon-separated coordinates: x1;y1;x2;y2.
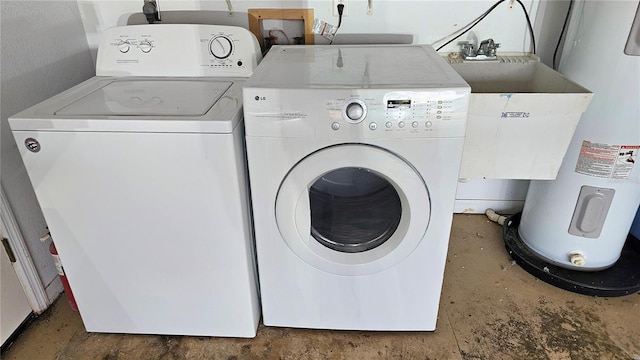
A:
387;99;411;109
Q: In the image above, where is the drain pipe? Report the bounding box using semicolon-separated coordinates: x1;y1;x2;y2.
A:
486;208;508;226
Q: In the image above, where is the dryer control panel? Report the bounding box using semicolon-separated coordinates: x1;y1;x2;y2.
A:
96;24;262;78
244;88;470;139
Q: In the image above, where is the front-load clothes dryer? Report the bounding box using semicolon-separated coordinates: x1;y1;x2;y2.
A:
9;25;262;337
243;45;470;331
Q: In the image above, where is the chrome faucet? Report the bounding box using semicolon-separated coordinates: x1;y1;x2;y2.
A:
460;38;500;60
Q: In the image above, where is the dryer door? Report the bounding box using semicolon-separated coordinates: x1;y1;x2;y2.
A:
275;144;431;275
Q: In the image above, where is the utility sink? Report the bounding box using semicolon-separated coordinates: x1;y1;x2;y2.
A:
448;56;593;180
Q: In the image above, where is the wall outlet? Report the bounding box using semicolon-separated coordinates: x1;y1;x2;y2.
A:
333;0;349;17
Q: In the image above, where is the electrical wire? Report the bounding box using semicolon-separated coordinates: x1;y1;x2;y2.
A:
330;3;345;45
329;31;338;45
553;0;574;70
435;0;536;55
516;0;536;54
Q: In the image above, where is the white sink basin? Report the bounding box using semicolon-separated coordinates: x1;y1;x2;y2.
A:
448;57;593;180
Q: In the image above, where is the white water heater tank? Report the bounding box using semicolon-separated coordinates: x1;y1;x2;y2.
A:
518;1;640;270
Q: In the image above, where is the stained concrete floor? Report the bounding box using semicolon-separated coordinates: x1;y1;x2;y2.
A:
3;214;640;360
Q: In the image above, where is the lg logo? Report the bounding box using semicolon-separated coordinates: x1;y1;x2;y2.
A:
254;96;266;101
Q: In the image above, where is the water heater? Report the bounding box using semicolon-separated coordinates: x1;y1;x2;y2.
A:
506;1;640;296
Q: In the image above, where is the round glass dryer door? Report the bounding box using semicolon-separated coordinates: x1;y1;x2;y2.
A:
309;167;402;253
275;144;431;276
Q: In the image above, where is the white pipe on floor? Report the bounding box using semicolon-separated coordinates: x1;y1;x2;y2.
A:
485;208;508;226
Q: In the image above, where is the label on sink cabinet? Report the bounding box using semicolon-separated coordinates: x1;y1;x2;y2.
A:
575;141;638;179
501;111;530;118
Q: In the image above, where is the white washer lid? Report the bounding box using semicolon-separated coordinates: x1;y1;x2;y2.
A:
55;79;231;116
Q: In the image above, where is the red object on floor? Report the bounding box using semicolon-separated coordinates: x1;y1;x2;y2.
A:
49;241;79;311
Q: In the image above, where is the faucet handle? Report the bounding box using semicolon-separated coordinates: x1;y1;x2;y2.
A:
459;42;475;57
488;42;500;56
478;38;500;57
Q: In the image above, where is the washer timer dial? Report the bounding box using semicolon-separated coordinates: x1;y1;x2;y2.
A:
209;36;233;59
139;40;153;53
117;41;131;53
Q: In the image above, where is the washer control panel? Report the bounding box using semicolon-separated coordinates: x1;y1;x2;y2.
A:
96;24;262;77
244;88;470;139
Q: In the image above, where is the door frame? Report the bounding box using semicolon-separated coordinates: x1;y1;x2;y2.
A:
1;186;49;314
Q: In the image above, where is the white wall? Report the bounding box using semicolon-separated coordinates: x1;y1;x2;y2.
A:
1;1;95;300
455;179;529;214
78;0;540;52
533;0;573;67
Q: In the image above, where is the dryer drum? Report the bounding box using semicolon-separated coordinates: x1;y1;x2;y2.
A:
309;167;402;253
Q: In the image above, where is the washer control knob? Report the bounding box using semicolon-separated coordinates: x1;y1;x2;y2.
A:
210;36;233;59
331;122;340;130
139;40;153;53
118;41;130;53
343;99;367;123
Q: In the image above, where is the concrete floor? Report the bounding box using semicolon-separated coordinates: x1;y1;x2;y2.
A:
3;214;640;360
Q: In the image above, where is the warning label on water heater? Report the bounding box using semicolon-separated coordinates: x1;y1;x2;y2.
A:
575;141;638;179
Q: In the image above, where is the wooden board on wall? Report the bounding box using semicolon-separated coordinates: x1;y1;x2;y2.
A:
248;8;314;51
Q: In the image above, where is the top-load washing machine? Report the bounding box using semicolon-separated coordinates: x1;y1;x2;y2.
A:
243;45;470;330
9;24;262;337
